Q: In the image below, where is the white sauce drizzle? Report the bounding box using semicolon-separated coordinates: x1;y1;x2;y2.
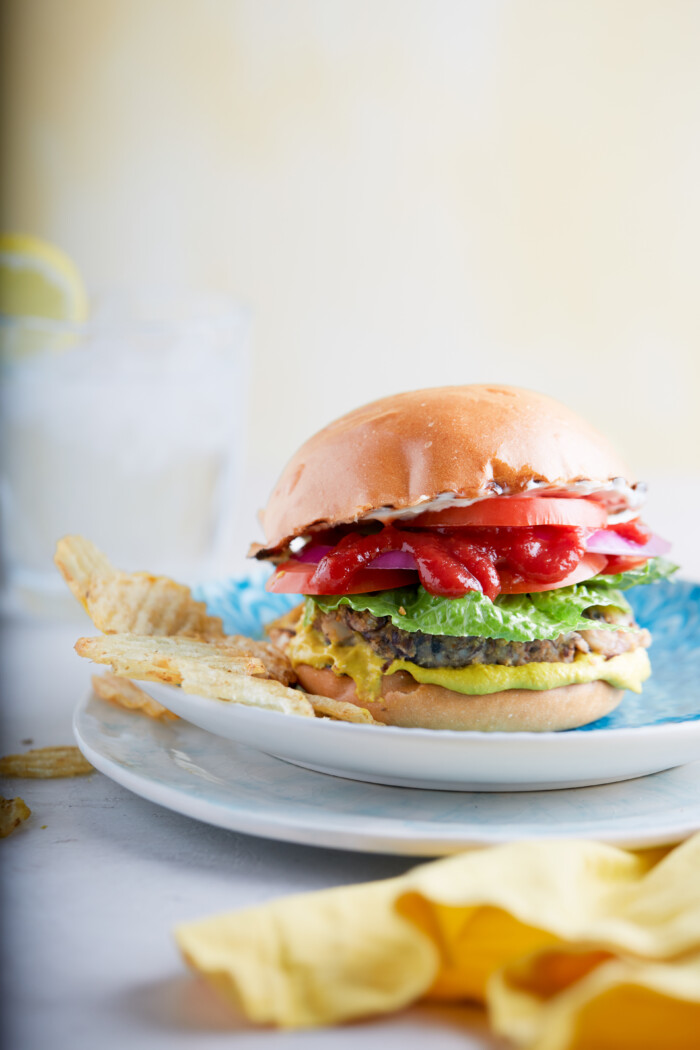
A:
362;478;646;525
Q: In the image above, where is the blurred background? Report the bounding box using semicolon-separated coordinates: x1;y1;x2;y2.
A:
2;0;699;590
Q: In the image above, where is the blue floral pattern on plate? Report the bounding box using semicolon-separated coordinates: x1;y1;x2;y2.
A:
194;564;298;640
194;575;700;732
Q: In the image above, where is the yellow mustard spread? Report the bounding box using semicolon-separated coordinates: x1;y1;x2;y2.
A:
286;623;651;702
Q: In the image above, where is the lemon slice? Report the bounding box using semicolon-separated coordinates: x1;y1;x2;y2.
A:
0;233;88;322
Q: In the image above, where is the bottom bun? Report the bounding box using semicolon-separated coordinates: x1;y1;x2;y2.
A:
294;664;624;732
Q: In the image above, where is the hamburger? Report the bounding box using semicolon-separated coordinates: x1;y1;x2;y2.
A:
251;385;674;731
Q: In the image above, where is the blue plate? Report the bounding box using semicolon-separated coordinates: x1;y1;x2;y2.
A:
195;575;700;732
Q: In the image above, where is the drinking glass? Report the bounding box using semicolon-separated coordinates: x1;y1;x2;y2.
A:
0;291;249;617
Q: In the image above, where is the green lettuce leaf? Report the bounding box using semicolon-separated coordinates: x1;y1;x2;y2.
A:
583;557;677;591
308;558;677;642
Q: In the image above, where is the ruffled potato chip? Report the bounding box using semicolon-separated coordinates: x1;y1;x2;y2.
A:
54;535;225;638
92;672;179;720
0;797;31;838
0;746;94;778
57;536;373;724
77;634;314;718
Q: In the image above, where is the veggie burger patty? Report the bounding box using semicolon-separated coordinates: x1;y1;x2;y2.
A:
312;603;651;670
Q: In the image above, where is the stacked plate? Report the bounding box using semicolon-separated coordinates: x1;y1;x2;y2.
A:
75;578;700;854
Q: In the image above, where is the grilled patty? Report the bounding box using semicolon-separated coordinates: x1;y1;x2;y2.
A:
312;604;650;669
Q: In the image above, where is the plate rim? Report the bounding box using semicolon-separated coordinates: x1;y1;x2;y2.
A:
142;678;700;745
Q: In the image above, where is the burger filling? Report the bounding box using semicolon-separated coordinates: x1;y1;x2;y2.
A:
283;611;652;701
262;499;676;710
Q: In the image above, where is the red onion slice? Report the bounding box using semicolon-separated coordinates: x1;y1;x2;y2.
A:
585;530;671;557
297;544;418;570
295;544;334;564
367;550;417;570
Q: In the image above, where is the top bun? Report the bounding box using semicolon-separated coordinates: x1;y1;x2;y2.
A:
255;385;637;555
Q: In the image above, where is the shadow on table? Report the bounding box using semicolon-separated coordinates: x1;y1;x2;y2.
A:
79;778;422;889
120;973;508;1046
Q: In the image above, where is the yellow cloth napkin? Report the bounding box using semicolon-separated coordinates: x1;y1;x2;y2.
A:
175;834;700;1048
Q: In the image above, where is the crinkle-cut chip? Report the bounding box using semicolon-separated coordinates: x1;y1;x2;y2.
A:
54;534;224;638
266;607;304;659
77;634;315;717
0;797;31;838
56;537;366;722
210;635;296;686
0;746;94;779
307;697;382;724
54;535;115;605
176;665;315;717
265;603;304;637
92;672;179;720
55;536;293;683
83;572;225;638
76;634;267;683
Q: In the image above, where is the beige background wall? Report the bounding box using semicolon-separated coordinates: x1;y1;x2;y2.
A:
2;0;699;493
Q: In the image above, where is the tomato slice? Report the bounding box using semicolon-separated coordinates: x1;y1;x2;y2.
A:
408;497;607;529
266;560;418;595
499;553;607;594
599;555;649;575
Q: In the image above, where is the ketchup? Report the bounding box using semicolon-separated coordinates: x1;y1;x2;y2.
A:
607;518;652;545
309;524;587;600
596;519;652;576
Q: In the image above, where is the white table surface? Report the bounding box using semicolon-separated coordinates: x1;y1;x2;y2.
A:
0;615;509;1050
1;476;697;1050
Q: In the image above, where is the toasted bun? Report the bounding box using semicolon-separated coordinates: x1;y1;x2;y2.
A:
294;664;623;732
255;385;636;555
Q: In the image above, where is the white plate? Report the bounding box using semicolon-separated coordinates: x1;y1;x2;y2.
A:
122;575;700;791
74;692;700;853
127;678;700;791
